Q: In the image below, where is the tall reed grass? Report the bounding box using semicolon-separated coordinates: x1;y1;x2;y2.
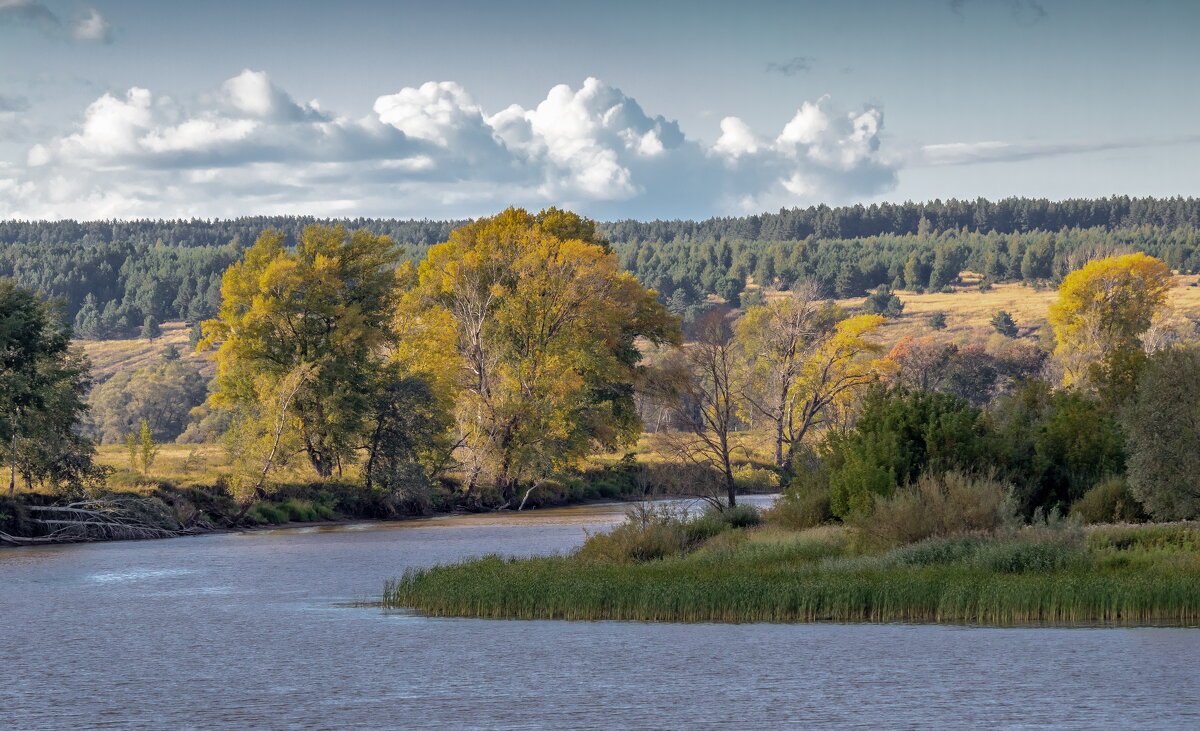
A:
382;523;1200;625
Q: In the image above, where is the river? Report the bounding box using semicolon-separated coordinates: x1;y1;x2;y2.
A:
3;497;1200;729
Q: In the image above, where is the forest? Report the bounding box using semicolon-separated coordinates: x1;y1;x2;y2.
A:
3;197;1200;340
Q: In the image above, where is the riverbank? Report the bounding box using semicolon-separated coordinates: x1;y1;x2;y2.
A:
384;520;1200;624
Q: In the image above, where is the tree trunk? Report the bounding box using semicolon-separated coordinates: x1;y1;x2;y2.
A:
8;410;16;497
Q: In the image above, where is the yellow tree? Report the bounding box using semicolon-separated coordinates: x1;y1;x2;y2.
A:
735;282;889;471
405;208;677;499
200;225;402;478
781;314;892;470
1048;253;1173;389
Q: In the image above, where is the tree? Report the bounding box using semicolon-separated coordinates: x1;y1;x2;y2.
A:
863;285;904;318
363;375;451;514
138;419;159;474
404;208;678;499
735;282;832;467
990;310;1018;337
821;387;994;518
201;225;403;477
1121;346;1200;520
0;280;96;495
1048;253;1173;388
927;311;947;330
655;309;741;507
141;315;162;341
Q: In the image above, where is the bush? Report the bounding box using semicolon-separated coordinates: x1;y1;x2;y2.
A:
991;310;1018;337
1070;478;1148;524
863;285;904;318
577;503;691;563
765;483;833;529
720;503;763;528
973;540;1086;573
926;311;947;330
846;471;1013;548
887;535;986;566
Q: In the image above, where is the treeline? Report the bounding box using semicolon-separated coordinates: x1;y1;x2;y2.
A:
603;196;1200;242
617;225;1200;310
4;198;1200;340
0;217;463;250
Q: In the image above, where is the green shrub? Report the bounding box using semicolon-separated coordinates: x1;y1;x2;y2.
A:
973;540;1087;573
249;502;288;524
721;503;763;528
1071;478;1148;524
767;481;833;529
847;471;1013;548
887;536;986;566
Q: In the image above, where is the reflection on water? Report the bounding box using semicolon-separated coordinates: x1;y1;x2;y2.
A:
3;495;1200;729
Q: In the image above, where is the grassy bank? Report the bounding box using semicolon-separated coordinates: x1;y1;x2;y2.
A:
383;519;1200;624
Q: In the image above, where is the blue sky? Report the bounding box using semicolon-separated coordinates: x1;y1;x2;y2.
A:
0;0;1196;220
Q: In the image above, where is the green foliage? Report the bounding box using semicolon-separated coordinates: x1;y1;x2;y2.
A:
926;311;947;330
990;381;1126;514
1121;345;1200;520
1071;477;1148;524
862;285;903;317
990;310;1018;337
768;482;833;529
138;419;159;475
363;375;449;515
0;279;98;493
140;315;162;341
821;387;995;517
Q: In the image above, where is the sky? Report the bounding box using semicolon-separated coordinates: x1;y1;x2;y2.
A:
0;0;1196;221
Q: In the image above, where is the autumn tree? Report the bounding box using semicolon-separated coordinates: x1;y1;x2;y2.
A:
1048;253;1173;389
736;286;890;472
404;208;677;500
201;226;403;478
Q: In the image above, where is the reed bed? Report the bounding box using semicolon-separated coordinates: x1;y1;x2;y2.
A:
382;524;1200;625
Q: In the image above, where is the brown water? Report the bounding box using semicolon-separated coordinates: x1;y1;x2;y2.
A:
3;496;1200;729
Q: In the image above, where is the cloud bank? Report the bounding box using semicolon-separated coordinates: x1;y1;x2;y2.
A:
0;71;899;219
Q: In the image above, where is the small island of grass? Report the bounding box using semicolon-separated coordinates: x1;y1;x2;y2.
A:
383;476;1200;625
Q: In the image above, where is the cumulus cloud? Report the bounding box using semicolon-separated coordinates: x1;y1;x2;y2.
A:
0;0;112;42
0;71;901;219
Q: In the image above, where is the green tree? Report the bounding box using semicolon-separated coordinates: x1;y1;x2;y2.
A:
201;225;403;477
990;310;1018;337
821;387;994;518
0;280;96;494
138;419;159;474
141;315;162;341
1121;346;1200;519
125;432;138;471
863;285;904;318
926;311;947;330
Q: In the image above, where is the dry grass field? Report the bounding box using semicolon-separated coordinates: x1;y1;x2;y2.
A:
825;274;1200;346
79;321;216;383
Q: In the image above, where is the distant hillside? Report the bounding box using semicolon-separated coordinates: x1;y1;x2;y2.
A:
80;321;214;383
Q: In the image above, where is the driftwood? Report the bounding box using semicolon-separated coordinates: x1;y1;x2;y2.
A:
0;498;211;546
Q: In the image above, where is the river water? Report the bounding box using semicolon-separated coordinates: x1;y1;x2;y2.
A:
3;497;1200;729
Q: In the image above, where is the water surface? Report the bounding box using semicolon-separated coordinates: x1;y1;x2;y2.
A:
3;497;1199;729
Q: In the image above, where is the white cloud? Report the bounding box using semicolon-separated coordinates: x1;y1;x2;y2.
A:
0;71;903;219
71;7;111;43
